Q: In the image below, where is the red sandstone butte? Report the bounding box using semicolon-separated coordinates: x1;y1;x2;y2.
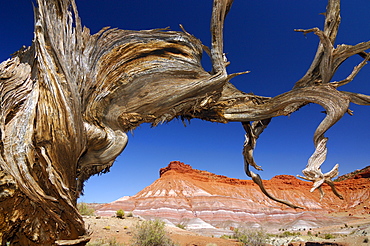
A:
96;161;370;231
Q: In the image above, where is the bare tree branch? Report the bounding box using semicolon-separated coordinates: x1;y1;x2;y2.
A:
331;52;370;87
242;120;304;209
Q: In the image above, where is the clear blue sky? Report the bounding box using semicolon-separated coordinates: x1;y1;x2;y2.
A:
1;1;369;203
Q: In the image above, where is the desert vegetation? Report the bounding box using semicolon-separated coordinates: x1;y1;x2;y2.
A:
86;219;179;246
87;239;122;246
221;228;267;246
130;220;179;246
116;210;125;219
81;212;370;246
87;238;122;246
175;223;187;230
78;202;96;216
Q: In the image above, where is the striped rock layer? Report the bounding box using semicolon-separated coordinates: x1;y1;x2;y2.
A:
96;161;370;230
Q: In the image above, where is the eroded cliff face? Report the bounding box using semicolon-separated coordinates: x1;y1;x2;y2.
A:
96;161;370;230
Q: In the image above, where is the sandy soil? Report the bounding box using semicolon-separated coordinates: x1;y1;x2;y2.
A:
84;216;241;246
301;213;370;246
83;213;370;246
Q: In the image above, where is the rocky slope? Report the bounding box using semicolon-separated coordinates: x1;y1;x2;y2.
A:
95;161;370;232
335;165;370;181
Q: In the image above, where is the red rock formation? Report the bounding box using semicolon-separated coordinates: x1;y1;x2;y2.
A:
335;165;370;181
96;161;370;231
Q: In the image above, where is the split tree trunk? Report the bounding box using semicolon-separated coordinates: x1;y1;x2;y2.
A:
0;0;369;245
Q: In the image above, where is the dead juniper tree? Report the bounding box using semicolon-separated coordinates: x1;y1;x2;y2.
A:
0;0;369;245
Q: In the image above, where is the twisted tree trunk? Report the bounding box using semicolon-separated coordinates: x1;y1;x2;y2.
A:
0;0;369;245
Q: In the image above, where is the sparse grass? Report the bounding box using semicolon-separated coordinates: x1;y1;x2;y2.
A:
77;202;95;216
281;231;301;237
233;228;267;246
116;209;125;219
87;238;125;246
175;222;186;230
206;243;218;246
324;233;336;239
266;230;301;239
220;234;232;240
130;219;178;246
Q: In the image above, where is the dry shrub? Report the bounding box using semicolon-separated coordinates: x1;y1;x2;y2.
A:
77;202;95;216
116;209;125;218
233;228;267;246
130;219;178;246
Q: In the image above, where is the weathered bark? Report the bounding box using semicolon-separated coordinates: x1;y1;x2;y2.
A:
0;0;369;244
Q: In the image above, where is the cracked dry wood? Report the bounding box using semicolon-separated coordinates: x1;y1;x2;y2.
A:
0;0;369;245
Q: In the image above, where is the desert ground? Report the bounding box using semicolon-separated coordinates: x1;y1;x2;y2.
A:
83;211;370;246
